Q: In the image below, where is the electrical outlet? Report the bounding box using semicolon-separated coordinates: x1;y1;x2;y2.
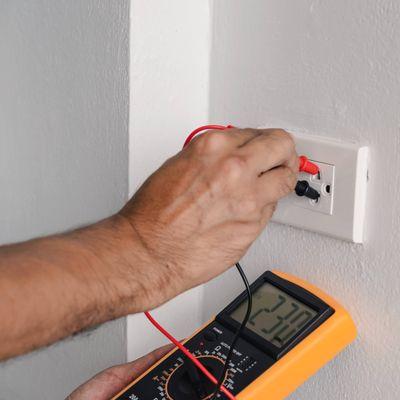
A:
272;132;368;243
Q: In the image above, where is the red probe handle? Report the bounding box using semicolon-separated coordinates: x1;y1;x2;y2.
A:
298;155;319;175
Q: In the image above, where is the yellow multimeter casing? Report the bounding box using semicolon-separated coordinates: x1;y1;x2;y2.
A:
112;270;357;400
236;270;357;399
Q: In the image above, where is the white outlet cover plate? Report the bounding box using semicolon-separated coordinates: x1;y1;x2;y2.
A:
272;132;369;243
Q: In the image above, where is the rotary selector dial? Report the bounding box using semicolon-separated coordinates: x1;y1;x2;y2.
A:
165;355;227;400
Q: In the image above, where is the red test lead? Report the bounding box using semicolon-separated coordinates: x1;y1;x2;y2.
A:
298;155;319;175
183;124;233;148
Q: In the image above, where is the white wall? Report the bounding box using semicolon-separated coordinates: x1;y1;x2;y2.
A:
203;1;400;399
127;0;211;360
3;0;396;396
0;1;129;399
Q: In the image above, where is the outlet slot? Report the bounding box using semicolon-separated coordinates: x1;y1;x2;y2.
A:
322;184;331;196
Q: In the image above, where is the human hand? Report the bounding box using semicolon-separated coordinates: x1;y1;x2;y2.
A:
0;127;297;362
66;344;173;400
119;128;298;308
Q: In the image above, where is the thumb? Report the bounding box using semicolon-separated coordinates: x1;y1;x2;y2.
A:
66;344;174;400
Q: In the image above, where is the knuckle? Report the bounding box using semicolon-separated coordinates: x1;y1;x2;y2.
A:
278;167;297;195
271;129;295;150
240;127;259;136
192;131;230;154
220;155;247;182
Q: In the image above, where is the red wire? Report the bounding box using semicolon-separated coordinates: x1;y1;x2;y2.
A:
183;124;233;148
144;311;236;400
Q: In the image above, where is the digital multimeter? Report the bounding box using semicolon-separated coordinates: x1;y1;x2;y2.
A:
112;270;356;400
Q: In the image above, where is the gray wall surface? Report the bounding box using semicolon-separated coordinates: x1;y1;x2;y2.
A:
0;1;129;399
203;1;400;399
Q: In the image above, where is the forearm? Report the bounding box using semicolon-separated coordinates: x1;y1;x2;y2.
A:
0;215;160;360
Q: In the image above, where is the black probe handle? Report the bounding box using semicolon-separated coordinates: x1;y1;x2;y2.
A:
295;180;320;200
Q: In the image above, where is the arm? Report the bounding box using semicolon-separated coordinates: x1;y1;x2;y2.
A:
0;128;298;360
0;215;153;360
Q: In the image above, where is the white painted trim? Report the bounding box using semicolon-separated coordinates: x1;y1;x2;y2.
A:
127;0;212;360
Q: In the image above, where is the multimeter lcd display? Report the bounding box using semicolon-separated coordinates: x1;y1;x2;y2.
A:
230;282;318;348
